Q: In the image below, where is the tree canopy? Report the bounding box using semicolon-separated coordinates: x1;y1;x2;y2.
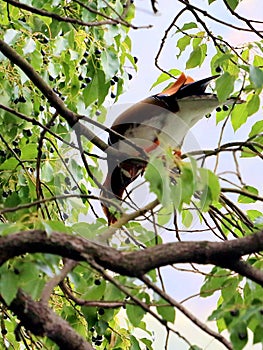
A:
0;0;263;349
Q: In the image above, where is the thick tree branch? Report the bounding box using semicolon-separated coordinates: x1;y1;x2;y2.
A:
4;289;94;350
1;230;263;285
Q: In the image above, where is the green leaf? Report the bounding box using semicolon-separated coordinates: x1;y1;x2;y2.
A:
249;120;263;137
238;186;258;203
0;270;19;305
157;205;173;226
199;168;220;211
249;65;263;89
225;0;239;10
253;54;263;67
230;323;248;350
0;157;19;170
231;103;248;131
21;144;38;160
254;324;263;344
145;158;171;206
126;305;146;327
101;49;119;81
130;335;141;350
247;93;260;116
186;46;202;69
150;69;181;90
180;22;198;31
157;303;175;323
177;35;191;58
41;161;54;182
200;267;229;297
182;209;193;228
215;72;235;103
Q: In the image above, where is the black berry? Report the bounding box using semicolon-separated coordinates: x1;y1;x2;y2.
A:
215;66;222;73
98;308;104;315
80;58;87;65
216;107;221;112
222;105;229;111
85;77;92;84
128;73;133;80
133;56;138;63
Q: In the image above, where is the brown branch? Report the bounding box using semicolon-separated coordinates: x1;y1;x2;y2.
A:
41;260;78;303
1;230;263;285
4;289;94;350
178;0;263;33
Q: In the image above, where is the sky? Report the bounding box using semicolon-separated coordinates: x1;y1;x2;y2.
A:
113;1;263;349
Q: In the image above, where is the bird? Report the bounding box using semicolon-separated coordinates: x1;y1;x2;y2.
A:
101;72;236;224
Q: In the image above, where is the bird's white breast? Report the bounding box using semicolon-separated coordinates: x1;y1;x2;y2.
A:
115;95;220;157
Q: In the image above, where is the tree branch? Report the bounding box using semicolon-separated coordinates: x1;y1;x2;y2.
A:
4;289;94;350
1;230;263;285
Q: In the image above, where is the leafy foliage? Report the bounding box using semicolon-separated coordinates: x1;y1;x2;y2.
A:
0;0;263;349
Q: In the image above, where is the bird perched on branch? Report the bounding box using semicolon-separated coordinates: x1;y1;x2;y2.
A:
101;72;235;224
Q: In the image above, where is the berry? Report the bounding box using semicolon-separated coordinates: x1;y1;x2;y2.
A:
110;79;115;86
18;96;26;103
62;213;69;220
95;49;102;55
133;56;138;63
39;105;45;111
81;83;87;89
80;58;87;65
49;75;54;81
128;73;133;80
14;98;19;104
113;76;119;83
98;308;105;315
238;332;247;340
71;186;77;191
1;329;7;335
85;77;92;84
95;341;102;346
84;51;89;57
14;148;21;156
24;129;33;137
95;110;101;116
12;140;19;147
90;327;95;332
2;191;8;198
94;279;101;285
230;309;239;317
215;66;222;73
42;37;49;44
65;177;71;186
222;105;229;111
78;75;84;81
110;92;116;99
216;107;221;112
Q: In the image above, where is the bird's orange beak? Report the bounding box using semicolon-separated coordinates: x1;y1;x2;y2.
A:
158;72;195;96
